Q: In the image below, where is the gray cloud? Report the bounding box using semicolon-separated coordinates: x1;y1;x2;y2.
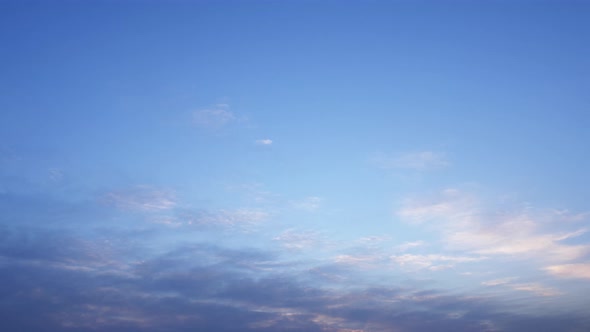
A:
1;225;590;332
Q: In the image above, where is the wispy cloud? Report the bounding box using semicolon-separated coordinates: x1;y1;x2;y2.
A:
482;278;559;297
481;277;517;286
374;151;450;171
104;186;176;212
397;188;476;225
255;139;273;145
333;254;380;269
226;182;279;204
397;189;590;264
356;235;391;246
545;263;590;280
48;168;64;182
193;103;237;128
396;240;426;252
510;283;560;297
291;196;323;212
184;208;270;228
390;253;485;271
273;229;323;250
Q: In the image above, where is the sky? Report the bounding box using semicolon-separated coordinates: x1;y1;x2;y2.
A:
1;0;590;331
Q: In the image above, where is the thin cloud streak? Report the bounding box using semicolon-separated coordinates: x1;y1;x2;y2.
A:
291;196;323;211
396;240;426;252
274;229;323;250
374;151;450;171
193;103;237;128
390;253;485;271
104;186;177;212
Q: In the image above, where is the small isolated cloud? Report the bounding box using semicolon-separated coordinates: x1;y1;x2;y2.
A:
255;139;273;145
104;185;176;212
545;263;590;280
374;151;450;171
193;103;236;128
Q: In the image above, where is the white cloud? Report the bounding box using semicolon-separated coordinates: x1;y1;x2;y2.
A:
397;189;590;263
255;139;273;145
390;253;484;271
274;229;322;250
140;207;270;230
193;104;236;127
334;254;380;268
481;277;517;286
397;188;477;225
482;278;559;296
105;186;176;212
357;236;391;246
374;151;449;171
545;263;590;280
510;283;560;297
396;240;425;252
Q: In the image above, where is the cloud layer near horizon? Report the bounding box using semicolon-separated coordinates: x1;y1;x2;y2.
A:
2;181;590;332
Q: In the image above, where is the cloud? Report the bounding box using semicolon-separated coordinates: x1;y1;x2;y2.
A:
333;254;381;270
397;188;476;225
274;229;323;250
48;168;63;182
104;186;176;212
255;139;273;145
193;103;237;128
482;278;559;297
397;189;590;263
4;181;590;332
374;151;450;171
291;196;323;211
355;236;392;248
545;263;590;280
481;277;517;286
390;254;485;271
184;208;270;228
226;182;278;204
1;225;590;332
509;283;560;297
396;240;425;252
102;184;269;230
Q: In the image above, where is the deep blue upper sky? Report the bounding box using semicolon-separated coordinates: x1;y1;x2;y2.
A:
1;1;590;331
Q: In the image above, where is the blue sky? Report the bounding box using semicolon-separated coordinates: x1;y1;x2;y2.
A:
1;1;590;331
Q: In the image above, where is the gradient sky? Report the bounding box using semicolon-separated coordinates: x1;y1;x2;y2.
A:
1;1;590;331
